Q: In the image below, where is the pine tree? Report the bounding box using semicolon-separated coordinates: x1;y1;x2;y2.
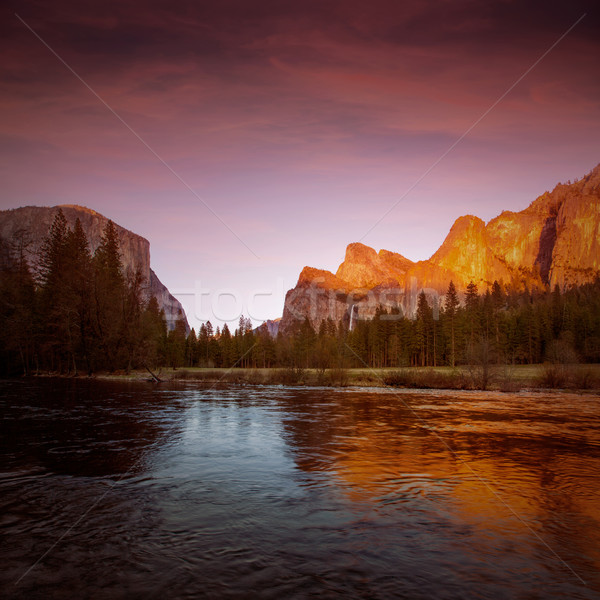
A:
38;209;72;371
92;220;126;371
416;291;433;366
94;220;124;287
38;209;68;289
185;328;197;367
491;280;505;359
166;319;187;368
198;323;208;366
465;281;479;311
464;280;480;356
235;315;255;367
220;323;234;367
445;281;459;367
0;233;37;375
122;267;147;372
205;320;215;365
138;296;167;369
65;218;93;373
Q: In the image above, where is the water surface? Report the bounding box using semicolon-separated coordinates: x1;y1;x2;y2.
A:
1;379;599;598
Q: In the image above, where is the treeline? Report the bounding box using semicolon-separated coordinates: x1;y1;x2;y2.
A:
345;280;600;369
2;209;599;376
0;209;186;376
175;279;600;370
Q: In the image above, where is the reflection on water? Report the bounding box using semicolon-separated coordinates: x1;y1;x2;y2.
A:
1;379;599;599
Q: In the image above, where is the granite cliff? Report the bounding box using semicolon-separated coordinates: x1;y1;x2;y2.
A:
281;164;600;333
0;205;189;331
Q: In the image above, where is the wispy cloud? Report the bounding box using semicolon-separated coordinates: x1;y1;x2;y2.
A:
1;0;598;326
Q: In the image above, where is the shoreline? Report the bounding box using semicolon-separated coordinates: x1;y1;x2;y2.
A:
28;364;600;393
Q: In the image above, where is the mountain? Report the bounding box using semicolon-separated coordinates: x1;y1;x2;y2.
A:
254;318;281;338
0;205;189;331
280;164;600;333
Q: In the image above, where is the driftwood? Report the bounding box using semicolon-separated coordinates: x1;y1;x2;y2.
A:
144;365;163;383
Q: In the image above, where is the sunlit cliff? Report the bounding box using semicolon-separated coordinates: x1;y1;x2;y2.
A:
281;164;600;332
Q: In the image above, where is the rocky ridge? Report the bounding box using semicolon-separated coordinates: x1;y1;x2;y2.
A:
280;164;600;333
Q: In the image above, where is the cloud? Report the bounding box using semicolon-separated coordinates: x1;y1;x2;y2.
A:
1;0;598;325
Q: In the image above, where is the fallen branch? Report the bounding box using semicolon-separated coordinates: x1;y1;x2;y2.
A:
144;365;163;383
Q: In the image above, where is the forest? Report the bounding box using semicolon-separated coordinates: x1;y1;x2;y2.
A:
1;209;599;376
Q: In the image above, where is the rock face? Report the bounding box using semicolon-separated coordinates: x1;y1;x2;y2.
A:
0;204;189;331
255;318;281;337
280;164;600;333
336;243;412;288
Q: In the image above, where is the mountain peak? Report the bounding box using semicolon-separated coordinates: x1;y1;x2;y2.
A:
280;165;600;330
344;242;378;261
59;204;103;217
336;242;397;289
298;266;348;290
451;214;485;231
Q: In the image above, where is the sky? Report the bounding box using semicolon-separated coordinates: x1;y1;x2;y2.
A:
1;0;599;330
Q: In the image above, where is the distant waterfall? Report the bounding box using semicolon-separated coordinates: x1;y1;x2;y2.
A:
349;304;355;331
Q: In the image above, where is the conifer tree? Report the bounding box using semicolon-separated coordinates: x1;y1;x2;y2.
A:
0;233;36;375
65;218;93;373
92;220;126;370
138;296;167;368
122;267;147;372
38;209;68;290
166;319;187;368
445;281;459;367
205;320;215;365
220;323;234;367
38;209;72;371
198;323;209;366
464;280;480;356
416;291;433;366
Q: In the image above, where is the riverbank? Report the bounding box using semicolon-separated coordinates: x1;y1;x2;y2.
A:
92;364;600;392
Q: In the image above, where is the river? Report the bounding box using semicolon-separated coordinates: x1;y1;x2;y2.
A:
1;378;599;599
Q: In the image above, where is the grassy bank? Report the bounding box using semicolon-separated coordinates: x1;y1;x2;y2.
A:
102;364;600;392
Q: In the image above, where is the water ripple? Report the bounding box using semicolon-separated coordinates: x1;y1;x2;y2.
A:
1;379;599;598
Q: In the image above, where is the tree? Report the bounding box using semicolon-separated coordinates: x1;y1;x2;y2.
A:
185;328;198;367
166;319;187;368
94;220;124;287
295;318;316;367
235;315;255;367
122;267;147;372
466;338;495;390
137;296;167;369
465;281;479;311
220;323;235;367
464;280;480;352
36;211;96;373
205;320;215;365
416;291;433;367
92;220;126;371
491;280;505;359
198;323;208;366
65;218;93;373
253;323;276;368
0;233;37;375
37;209;69;290
491;280;505;311
38;209;71;371
445;281;459;367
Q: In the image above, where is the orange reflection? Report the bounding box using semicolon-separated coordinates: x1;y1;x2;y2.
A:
285;392;600;580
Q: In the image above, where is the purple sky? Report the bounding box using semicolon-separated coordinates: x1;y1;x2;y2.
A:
1;0;599;330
